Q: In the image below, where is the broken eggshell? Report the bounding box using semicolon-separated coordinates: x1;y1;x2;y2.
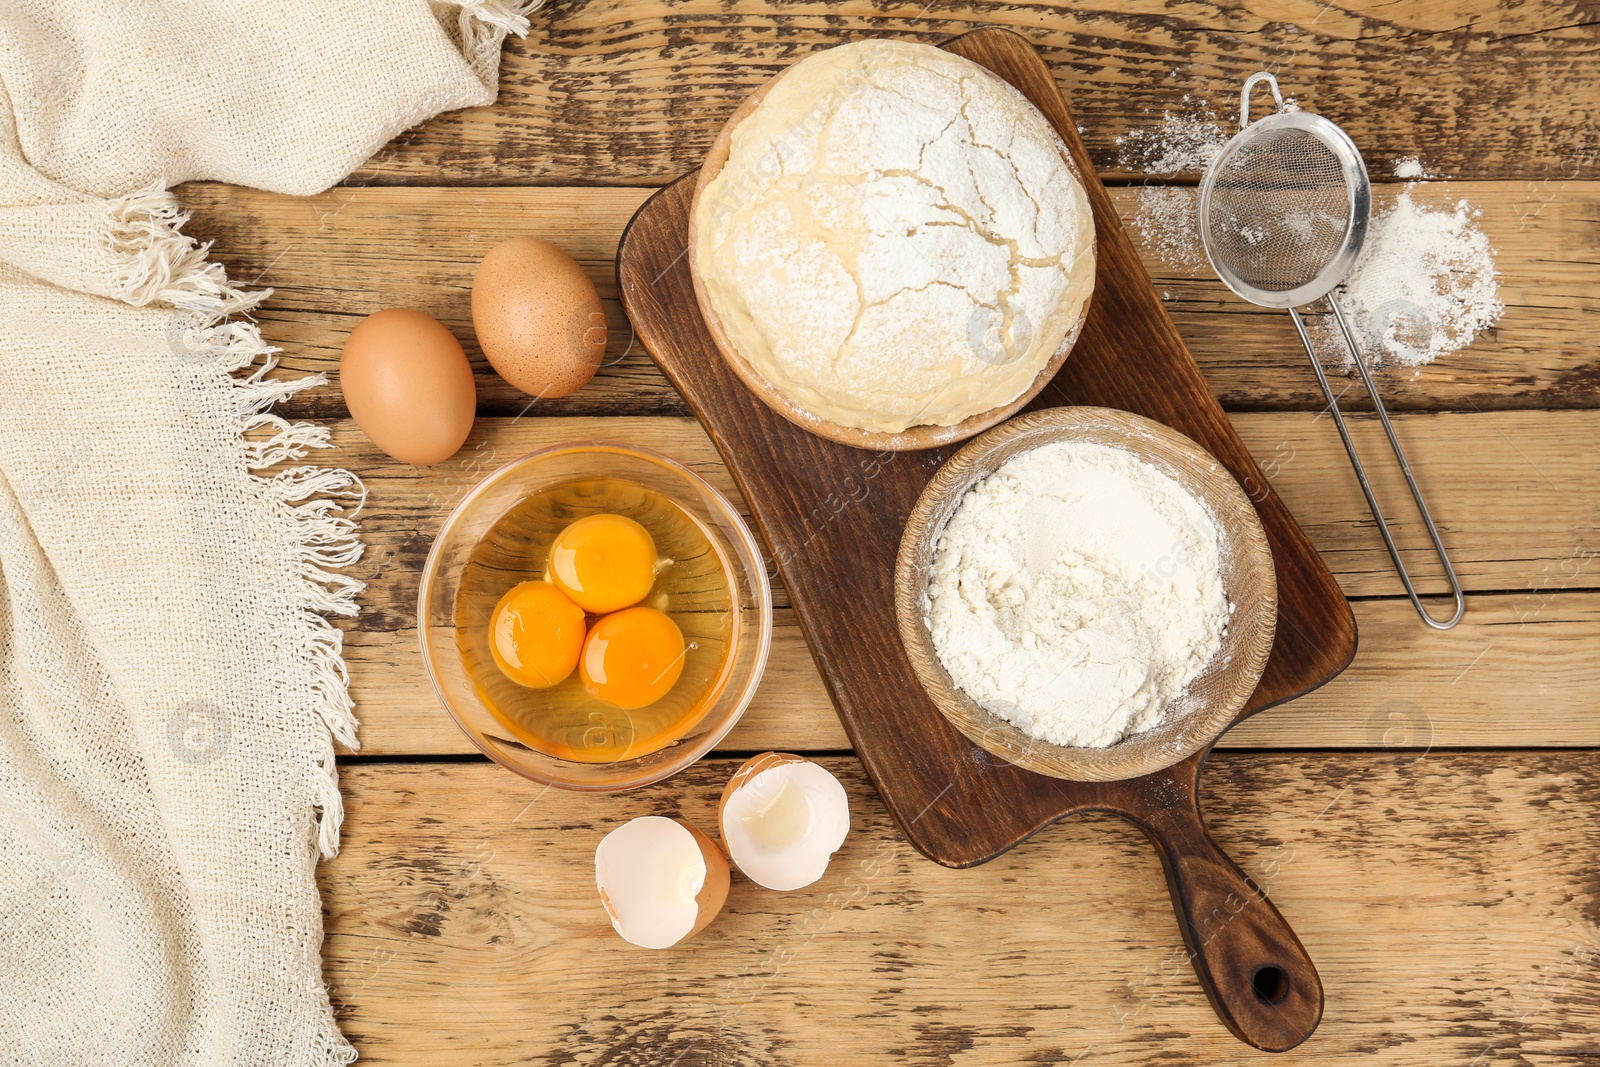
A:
595;816;729;949
718;753;850;891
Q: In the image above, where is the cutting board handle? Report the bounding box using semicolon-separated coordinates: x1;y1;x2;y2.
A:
1125;761;1324;1053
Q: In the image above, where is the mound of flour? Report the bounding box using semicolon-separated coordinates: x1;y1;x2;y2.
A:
1332;188;1503;367
925;441;1231;749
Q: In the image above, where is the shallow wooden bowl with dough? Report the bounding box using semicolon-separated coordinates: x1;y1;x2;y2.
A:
893;407;1278;782
687;63;1095;453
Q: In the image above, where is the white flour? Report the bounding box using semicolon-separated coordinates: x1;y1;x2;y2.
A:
1128;186;1207;277
1117;104;1223;279
1393;157;1428;179
925;441;1231;749
1120;118;1503;368
1332;187;1503;367
1114;98;1227;176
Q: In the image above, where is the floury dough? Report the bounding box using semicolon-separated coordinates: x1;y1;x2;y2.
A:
926;441;1231;748
693;39;1096;433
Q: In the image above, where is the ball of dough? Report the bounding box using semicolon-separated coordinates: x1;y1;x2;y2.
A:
693;39;1096;434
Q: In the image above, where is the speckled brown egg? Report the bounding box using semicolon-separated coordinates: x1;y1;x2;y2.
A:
340;308;475;465
471;236;606;399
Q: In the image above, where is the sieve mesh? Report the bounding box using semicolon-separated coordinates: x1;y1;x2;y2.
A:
1205;126;1352;294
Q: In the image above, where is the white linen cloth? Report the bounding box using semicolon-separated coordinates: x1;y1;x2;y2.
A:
0;3;535;1063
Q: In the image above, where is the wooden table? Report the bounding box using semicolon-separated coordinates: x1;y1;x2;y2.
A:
181;3;1600;1062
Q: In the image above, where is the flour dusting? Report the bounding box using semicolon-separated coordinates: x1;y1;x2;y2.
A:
1115;98;1227;176
1330;187;1503;367
1119;122;1504;368
1393;156;1429;179
925;441;1231;749
1129;186;1206;277
1117;101;1224;278
695;39;1096;434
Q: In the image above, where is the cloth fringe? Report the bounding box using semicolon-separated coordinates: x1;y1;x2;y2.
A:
103;182;365;862
454;0;544;66
105;181;266;317
317;1035;360;1067
32;6;542;1065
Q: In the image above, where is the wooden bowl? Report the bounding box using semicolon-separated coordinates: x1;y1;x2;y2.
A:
687;61;1095;452
894;407;1278;782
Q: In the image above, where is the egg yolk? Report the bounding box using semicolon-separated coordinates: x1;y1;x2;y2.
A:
580;606;686;710
488;581;586;689
549;513;658;614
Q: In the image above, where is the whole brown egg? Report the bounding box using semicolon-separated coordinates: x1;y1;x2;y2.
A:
340;308;476;465
471;236;606;399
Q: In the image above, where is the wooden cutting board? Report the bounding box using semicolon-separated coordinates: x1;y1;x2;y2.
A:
617;28;1356;1052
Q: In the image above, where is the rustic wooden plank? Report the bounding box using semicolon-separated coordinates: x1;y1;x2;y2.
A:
329;1;1600;187
321;752;1600;1064
345;591;1600;756
177;181;1600;417
339;410;1600;611
338;412;1599;756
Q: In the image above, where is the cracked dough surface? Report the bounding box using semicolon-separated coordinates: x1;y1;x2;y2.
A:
693;39;1096;434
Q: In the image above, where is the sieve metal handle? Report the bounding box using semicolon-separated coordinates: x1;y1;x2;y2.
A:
1238;71;1285;130
1288;296;1466;629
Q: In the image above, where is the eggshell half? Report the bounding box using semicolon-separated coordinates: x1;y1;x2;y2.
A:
471;236;606;400
595;816;729;949
340;307;475;465
719;751;802;809
719;753;851;891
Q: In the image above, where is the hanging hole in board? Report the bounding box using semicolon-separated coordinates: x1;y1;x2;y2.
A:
1252;964;1291;1004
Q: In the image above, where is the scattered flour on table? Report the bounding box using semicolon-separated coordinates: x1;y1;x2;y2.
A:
1118;124;1503;368
1117;102;1226;278
1115;98;1228;176
1129;186;1207;277
925;441;1232;749
1329;187;1503;367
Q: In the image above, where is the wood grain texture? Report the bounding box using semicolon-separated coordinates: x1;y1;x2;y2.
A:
321;753;1600;1065
337;410;1600;621
160;1;1600;1059
618;31;1341;1047
344;591;1600;756
324;1;1600;187
336;410;1599;758
176;180;1600;417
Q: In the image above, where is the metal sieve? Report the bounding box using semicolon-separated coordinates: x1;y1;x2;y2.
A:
1198;72;1464;629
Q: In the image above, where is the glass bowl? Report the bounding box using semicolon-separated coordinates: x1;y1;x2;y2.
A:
418;442;772;791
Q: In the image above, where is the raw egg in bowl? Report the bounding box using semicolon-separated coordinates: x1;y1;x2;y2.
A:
419;443;772;792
